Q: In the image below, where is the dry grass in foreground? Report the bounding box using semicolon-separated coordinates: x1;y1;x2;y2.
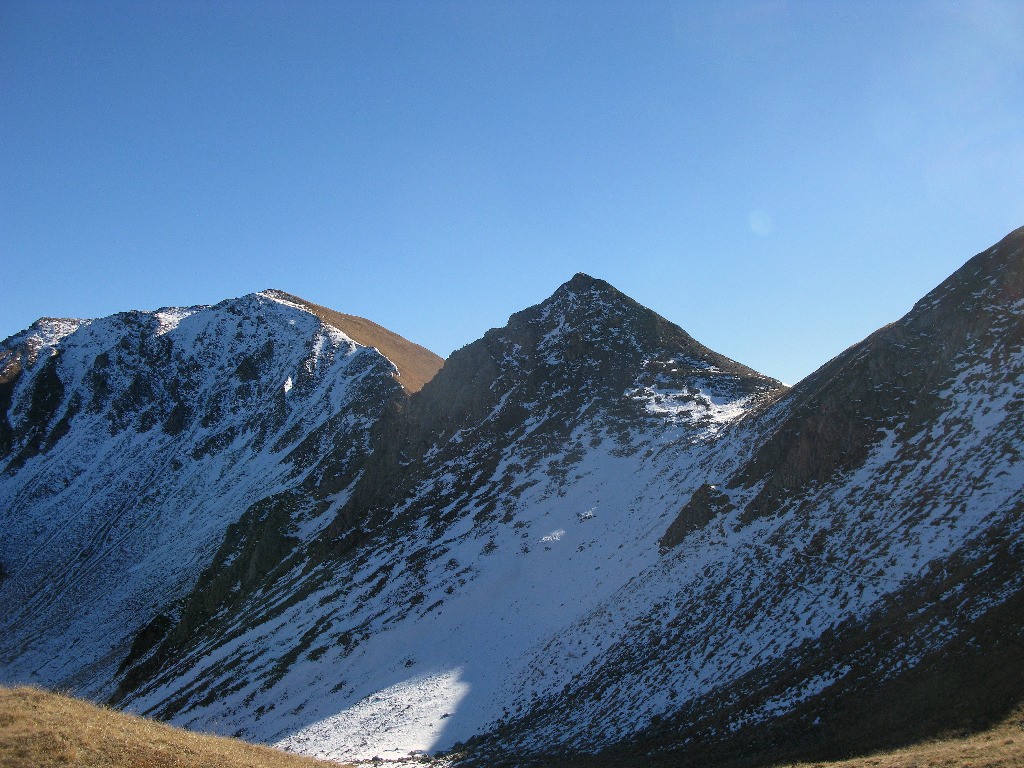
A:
4;682;1023;768
777;705;1024;768
0;685;346;768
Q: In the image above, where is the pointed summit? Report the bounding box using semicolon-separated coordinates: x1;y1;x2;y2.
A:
261;290;443;394
508;273;776;385
548;271;629;302
561;271;616;292
410;272;784;441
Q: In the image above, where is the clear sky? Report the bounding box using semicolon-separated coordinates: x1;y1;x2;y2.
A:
2;1;1022;384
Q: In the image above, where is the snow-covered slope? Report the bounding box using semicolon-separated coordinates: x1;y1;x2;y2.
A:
0;291;417;699
460;227;1024;764
114;274;784;758
3;227;1023;768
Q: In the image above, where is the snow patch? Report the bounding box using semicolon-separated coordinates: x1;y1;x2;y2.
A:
276;669;470;761
154;307;199;336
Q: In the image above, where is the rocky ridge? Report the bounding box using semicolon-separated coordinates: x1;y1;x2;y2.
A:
0;291;417;699
1;229;1022;767
461;227;1024;765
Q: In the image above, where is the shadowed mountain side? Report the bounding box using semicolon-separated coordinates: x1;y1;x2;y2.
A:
663;225;1024;538
263;290;444;394
473;510;1024;767
324;271;784;542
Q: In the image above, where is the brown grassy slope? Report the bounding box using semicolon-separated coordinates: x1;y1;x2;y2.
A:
0;686;345;768
3;684;1021;768
265;290;444;393
776;705;1024;768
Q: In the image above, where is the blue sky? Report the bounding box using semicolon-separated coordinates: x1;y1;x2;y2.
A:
2;1;1022;384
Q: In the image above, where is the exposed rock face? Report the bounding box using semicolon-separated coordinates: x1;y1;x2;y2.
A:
2;228;1023;768
731;225;1024;524
659;482;734;549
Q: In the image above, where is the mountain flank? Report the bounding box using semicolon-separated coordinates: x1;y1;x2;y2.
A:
0;291;414;702
731;223;1024;524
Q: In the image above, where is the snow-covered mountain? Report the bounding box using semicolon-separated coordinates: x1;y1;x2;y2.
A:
2;227;1022;767
107;272;782;761
466;227;1024;766
0;291;440;699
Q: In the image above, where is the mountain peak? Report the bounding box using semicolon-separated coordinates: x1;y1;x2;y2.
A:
260;290;443;394
514;273;776;387
400;271;785;451
564;271;611;290
548;272;627;305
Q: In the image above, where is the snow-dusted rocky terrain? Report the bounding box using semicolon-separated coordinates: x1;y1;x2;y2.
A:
0;292;423;698
2;227;1023;767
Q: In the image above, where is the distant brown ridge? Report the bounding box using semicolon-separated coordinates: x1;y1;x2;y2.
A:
263;290;444;394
